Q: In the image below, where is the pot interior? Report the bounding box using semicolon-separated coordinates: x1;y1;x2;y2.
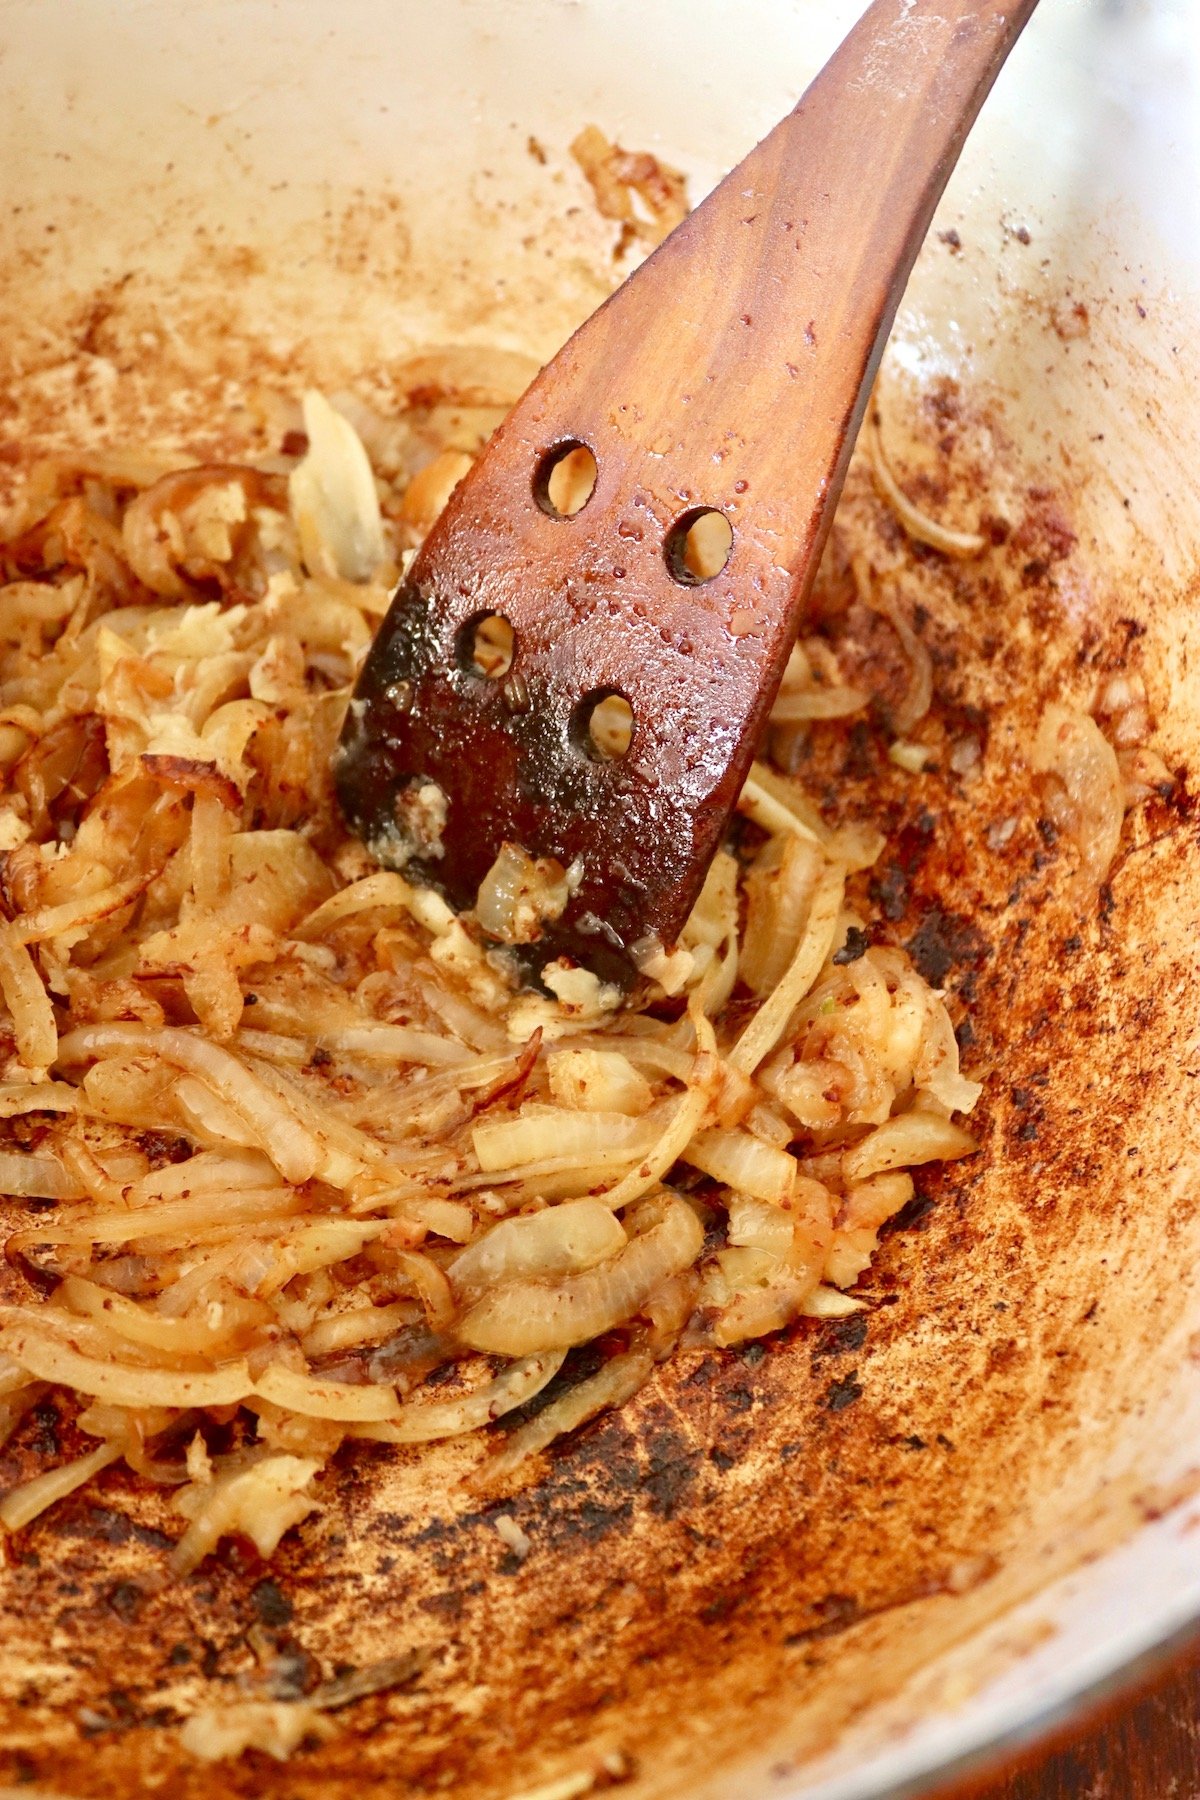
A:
1;4;1199;1797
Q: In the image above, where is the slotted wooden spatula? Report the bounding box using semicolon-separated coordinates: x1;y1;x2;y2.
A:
336;0;1038;987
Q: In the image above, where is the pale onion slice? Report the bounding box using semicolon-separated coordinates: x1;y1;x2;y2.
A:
683;1129;796;1204
0;1321;254;1409
252;1365;402;1422
171;1452;322;1574
800;1284;868;1319
289;391;386;583
1030;704;1124;889
0;1439;122;1533
10;1184;302;1249
291;870;415;939
353;1350;567;1445
456;1195;703;1357
13;874;150;946
769;685;869;722
0;1082;78;1118
864;410;985;558
0;921;55;1070
589;1007;719;1212
472;1107;656;1176
842;1109;977;1184
59;1275;270;1358
546;1048;654;1116
0;1149;86;1201
57;1023;324;1184
471;1342;655;1496
447;1200;627;1303
181;1699;336;1763
730;864;845;1075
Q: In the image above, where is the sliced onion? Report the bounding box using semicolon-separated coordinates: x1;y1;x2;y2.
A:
472;1107;656;1175
471;1342;655;1495
0;1439;121;1532
0;1081;77;1119
57;1023;324;1184
731;864;845;1075
252;1365;402;1422
1030;704;1124;889
289;391;385;583
769;685;868;722
457;1194;703;1356
0;921;56;1070
171;1451;322;1574
683;1129;796;1204
448;1200;626;1302
864;410;985;558
842;1109;977;1184
354;1350;567;1445
0;1149;86;1201
0;1318;254;1408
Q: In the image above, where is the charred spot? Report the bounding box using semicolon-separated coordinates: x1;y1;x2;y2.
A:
66;1506;175;1553
105;1580;143;1623
134;1130;191;1167
832;925;870;965
250;1578;293;1628
870;861;909;922
543;1489;636;1550
823;1373;863;1414
840;719;876;781
642;1425;702;1521
811;1313;868;1361
699;1589;742;1626
30;1397;62;1459
418;1587;468;1623
880;1191;937;1237
905;907;990;989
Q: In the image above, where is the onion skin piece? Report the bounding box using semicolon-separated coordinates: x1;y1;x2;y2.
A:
456;1195;703;1357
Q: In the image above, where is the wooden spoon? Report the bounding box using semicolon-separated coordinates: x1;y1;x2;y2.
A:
336;0;1039;987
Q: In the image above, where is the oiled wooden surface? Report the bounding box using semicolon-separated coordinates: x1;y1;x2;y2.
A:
953;1638;1200;1799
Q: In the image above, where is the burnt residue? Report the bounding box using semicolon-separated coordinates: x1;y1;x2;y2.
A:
904;906;991;989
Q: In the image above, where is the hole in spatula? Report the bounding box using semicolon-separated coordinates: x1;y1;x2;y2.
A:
574;690;634;761
459;613;515;679
666;507;733;584
535;442;598;519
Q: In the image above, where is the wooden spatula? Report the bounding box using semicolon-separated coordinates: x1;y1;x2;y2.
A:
336;0;1038;987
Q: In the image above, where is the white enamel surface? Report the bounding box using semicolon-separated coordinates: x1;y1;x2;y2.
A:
2;1;1199;1793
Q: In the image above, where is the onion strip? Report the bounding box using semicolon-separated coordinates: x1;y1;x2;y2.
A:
731;865;845;1074
864;410;985;558
353;1351;566;1444
0;1440;122;1533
